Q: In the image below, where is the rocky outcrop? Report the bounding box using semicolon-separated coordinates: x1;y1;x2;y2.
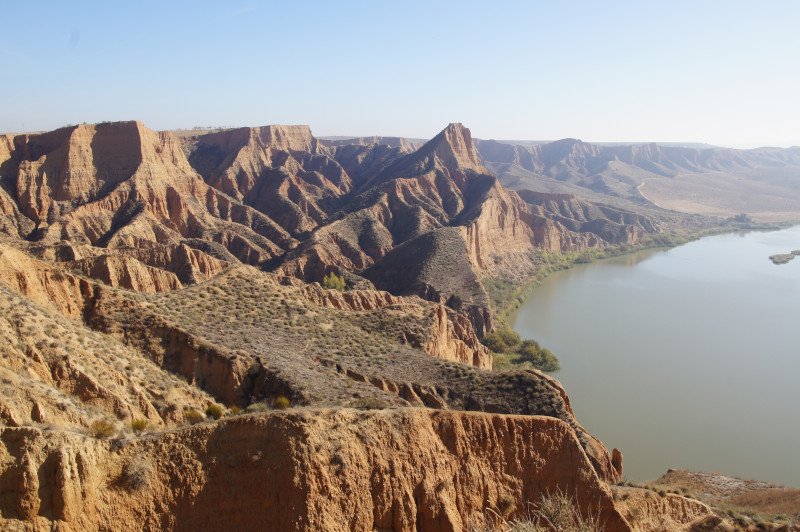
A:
278;123;599;332
186;125;351;235
69;254;182;293
2;121;296;283
0;244;93;319
109;242;229;284
0;409;631;531
424;304;491;369
300;282;408;311
298;281;490;368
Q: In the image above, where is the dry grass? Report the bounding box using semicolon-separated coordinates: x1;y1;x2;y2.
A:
470;491;601;532
90;419;116;439
651;470;800;528
121;455;152;491
0;284;214;432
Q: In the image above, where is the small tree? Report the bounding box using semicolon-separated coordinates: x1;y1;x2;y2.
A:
322;272;346;291
538;348;560;371
518;339;542;360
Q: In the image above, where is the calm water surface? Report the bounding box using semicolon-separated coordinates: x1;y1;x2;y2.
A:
512;225;800;486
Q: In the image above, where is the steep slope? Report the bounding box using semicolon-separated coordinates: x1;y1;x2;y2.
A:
0;409;633;531
0;282;214;431
277;124;596;332
1;122;296;287
185;125;351;235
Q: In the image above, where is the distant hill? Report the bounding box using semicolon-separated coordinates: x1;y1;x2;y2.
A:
474;138;800;221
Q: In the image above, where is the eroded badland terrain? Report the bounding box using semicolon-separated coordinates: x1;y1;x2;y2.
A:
0;121;798;530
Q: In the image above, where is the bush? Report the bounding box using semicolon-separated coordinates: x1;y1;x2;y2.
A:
205;404;224;420
122;455;152;491
184;408;204;425
272;396;290;410
482;327;522;352
479;491;602;531
90;418;116;439
130;418;149;434
535;349;560;372
245;402;268;413
228;405;241;416
322;272;346;291
350;397;388;410
518;339;542;360
485;329;561;372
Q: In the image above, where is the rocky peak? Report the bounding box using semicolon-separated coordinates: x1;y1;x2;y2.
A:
393;123;486;177
429;122;485;172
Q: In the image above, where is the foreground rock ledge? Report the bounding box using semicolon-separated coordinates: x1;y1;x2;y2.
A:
0;408;635;531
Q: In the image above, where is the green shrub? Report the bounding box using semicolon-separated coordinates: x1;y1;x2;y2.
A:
482;327;521;352
518;339;542;359
535;348;560;372
90;418;116;439
322;272;346;291
272;396;290;410
184;408;204;425
130;418;149;434
205;404;224;420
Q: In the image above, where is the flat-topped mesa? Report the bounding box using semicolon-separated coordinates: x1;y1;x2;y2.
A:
10;121;198;225
252;124;318;153
190;125;321;155
14;122;145;223
324;136;424;152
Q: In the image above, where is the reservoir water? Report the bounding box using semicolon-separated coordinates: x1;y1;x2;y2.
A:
512;225;800;486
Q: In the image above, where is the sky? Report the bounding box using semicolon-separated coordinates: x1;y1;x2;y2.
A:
1;1;799;147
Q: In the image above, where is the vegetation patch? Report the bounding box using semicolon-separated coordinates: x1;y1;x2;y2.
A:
483;328;559;373
130;418;149;434
205;404;224;420
90;418;117;439
322;272;347;290
272;396;291;410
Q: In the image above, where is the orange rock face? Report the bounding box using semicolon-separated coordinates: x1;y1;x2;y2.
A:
0;409;632;531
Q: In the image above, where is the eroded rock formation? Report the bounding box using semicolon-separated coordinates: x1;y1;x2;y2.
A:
0;410;631;531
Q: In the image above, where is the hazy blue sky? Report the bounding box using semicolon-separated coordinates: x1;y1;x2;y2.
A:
2;1;798;146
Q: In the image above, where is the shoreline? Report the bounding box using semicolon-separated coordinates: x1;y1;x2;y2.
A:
489;220;798;328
